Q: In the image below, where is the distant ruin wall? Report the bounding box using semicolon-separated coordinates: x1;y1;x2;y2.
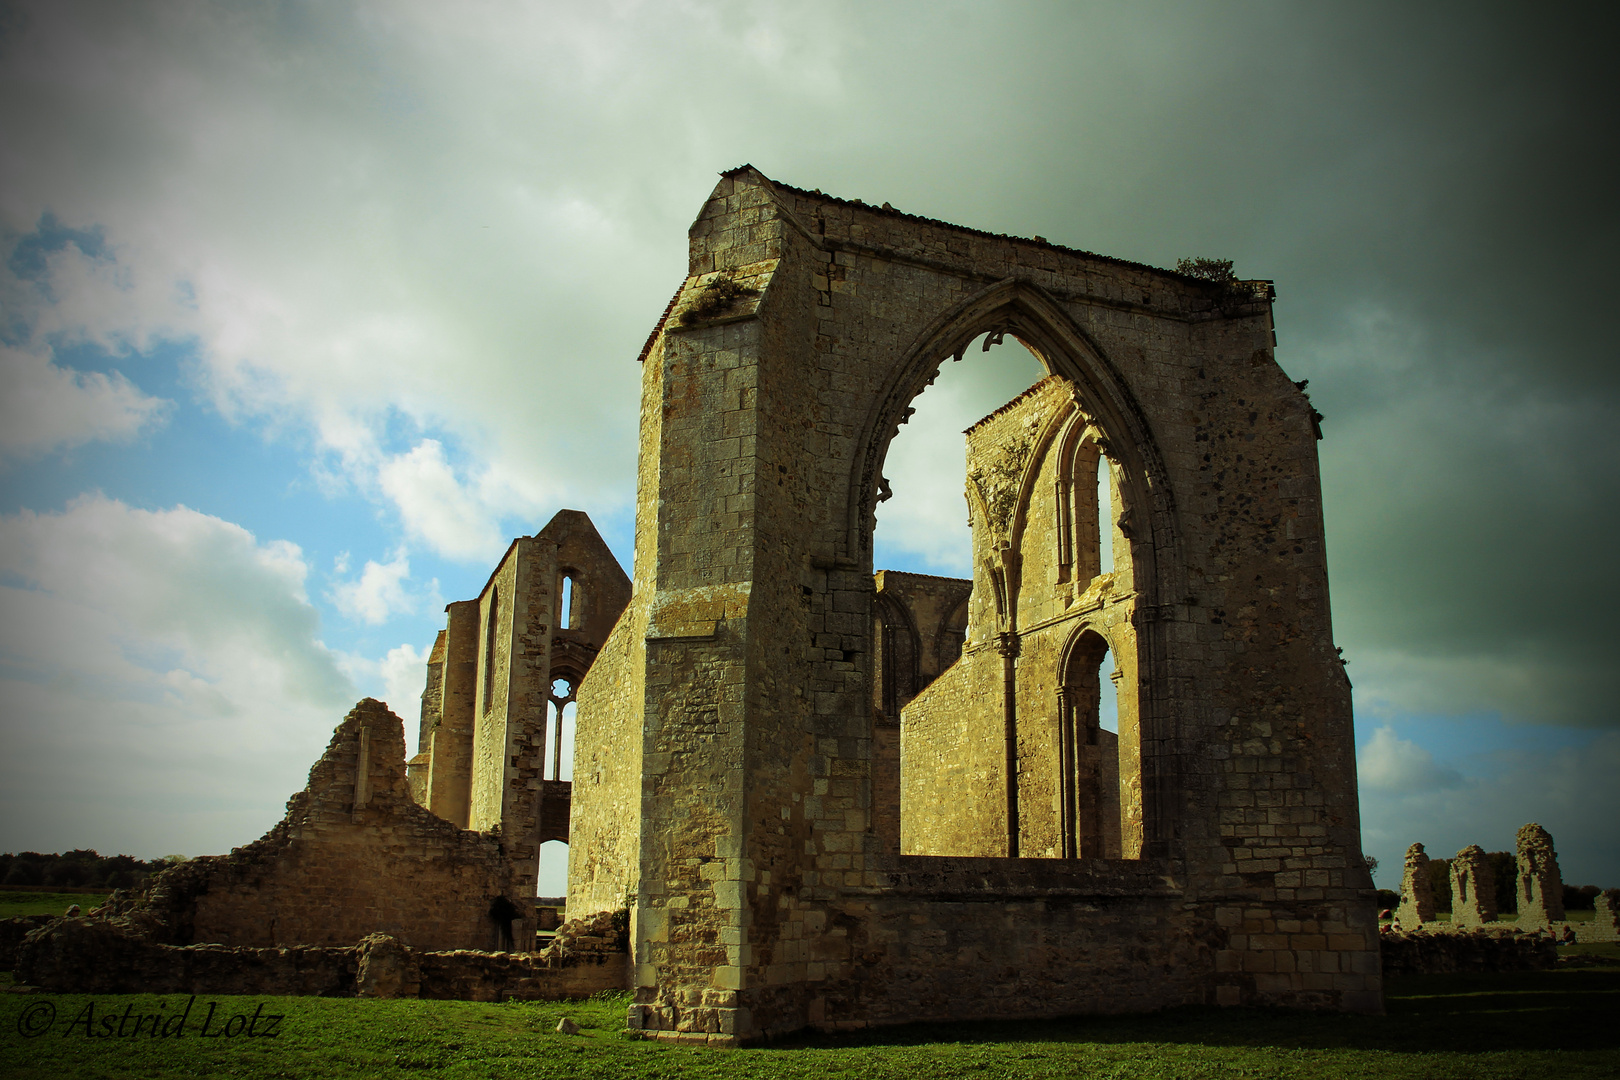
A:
142;700;523;952
1394;844;1435;930
899;648;1006;856
1379;929;1556;976
1515;823;1565;928
1449;845;1497;929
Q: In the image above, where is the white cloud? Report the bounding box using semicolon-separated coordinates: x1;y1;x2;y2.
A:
0;342;169;457
379;643;430;735
329;547;414;624
875;339;1046;576
0;495;355;858
377;441;508;562
330;642;431;755
1357;725;1462;792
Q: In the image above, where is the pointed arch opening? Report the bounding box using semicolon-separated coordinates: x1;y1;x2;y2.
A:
881;280;1168;861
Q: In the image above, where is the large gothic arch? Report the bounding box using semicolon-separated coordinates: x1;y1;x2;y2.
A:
849;276;1182;606
570;167;1376;1044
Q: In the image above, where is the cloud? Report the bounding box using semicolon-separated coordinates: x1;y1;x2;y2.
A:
378;643;430;735
329;547;415;624
377;441;508;562
1357;726;1462;792
0;495;355;858
875;339;1047;576
0;342;169;457
330;642;431;755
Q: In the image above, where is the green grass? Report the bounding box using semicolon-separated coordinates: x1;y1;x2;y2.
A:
0;892;112;918
2;968;1617;1080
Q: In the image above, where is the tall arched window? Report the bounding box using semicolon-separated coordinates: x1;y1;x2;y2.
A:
482;585;500;714
873;594;919;720
547;676;576;781
1057;625;1141;859
559;573;578;630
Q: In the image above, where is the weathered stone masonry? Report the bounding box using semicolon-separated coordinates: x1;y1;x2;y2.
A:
570;167;1378;1044
130;699;522;953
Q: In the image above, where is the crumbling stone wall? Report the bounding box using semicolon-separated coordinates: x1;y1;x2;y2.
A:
1395;843;1435;930
1586;890;1620;943
14;911;630;1000
141;699;523;952
1379;929;1556;976
1515;822;1565;929
571;167;1377;1044
1449;844;1497;929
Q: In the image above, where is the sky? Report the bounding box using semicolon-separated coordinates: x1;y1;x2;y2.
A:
1;0;1615;894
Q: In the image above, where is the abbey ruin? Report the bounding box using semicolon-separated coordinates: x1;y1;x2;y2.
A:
14;167;1387;1040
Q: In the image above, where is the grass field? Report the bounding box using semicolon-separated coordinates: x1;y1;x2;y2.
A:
2;965;1617;1080
0;892;112;919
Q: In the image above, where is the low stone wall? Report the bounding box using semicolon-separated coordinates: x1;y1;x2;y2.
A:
1379;929;1557;976
14;917;357;996
11;910;630;1001
0;915;55;971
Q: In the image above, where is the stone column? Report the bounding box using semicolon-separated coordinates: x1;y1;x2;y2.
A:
1449;845;1497;928
1394;843;1434;930
1515;823;1565;929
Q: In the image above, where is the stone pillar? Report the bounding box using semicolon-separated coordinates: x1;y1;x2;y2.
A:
428;601;480;828
1515;822;1565;929
1449;844;1497;928
1394;843;1434;930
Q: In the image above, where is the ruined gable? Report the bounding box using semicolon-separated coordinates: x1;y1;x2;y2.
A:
143;699;521;952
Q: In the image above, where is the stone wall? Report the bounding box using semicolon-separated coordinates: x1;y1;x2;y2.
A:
139;699;524;952
1379;929;1557;977
13;911;630;1000
1586;891;1620;943
571;167;1378;1044
415;509;630;900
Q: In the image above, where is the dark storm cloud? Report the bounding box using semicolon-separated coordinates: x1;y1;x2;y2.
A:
803;2;1619;724
3;0;1613;731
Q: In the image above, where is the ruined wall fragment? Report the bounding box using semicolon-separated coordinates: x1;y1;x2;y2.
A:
1395;843;1435;930
139;699;522;952
1515;822;1565;929
1449;844;1497;928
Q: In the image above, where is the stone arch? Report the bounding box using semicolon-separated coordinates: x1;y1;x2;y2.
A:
847;277;1182;611
872;591;920;721
1056;619;1142;859
850;278;1183;854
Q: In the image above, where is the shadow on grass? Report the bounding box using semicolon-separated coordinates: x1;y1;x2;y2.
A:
762;970;1620;1056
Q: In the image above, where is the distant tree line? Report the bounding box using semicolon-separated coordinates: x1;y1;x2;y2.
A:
1;850;183;890
1377;853;1605;914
